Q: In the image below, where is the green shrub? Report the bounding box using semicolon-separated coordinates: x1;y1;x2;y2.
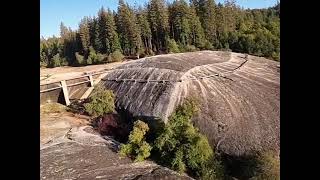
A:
154;99;222;178
168;39;180;53
83;86;115;117
87;46;104;64
200;156;225;180
184;45;197;52
253;152;280;180
148;49;155;56
96;53;105;64
119;120;152;162
107;55;112;63
50;54;61;67
86;56;93;65
40;61;47;68
40;103;66;114
137;47;146;58
67;100;86;114
271;52;280;61
203;40;214;50
75;52;85;66
178;44;198;53
60;57;68;66
222;152;279;180
109;50;124;62
86;47;95;65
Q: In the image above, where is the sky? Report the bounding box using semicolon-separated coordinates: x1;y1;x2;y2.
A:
41;0;279;38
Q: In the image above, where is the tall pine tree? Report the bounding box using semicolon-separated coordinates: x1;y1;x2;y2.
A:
88;17;101;52
192;0;217;46
117;0;142;56
98;7;121;55
148;0;169;52
169;0;191;46
188;4;205;48
137;6;153;55
105;9;121;53
79;17;90;56
98;7;109;54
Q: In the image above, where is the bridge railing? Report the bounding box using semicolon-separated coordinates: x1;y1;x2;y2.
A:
40;70;110;105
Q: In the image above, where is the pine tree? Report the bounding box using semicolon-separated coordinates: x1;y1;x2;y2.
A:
88;17;101;52
98;7;109;54
204;0;217;46
60;22;68;38
79;17;90;56
59;24;80;65
169;0;191;46
105;9;121;53
188;4;205;48
117;0;142;56
223;0;237;32
97;7;121;55
214;1;238;49
148;0;169;52
191;0;217;46
137;7;153;55
169;1;205;49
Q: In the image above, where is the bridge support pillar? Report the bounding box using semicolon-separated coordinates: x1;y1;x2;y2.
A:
61;80;70;106
89;75;94;87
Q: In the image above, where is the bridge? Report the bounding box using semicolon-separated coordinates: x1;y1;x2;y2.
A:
40;69;111;105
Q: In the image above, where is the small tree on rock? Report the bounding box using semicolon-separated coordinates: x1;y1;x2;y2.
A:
154;99;223;178
83;86;115;117
168;39;180;53
119;120;152;162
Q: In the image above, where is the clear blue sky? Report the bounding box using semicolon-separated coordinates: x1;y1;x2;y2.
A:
41;0;279;38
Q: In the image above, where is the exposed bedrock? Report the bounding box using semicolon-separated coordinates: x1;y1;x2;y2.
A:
40;126;193;180
99;51;280;156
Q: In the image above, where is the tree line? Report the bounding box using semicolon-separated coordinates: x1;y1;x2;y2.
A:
40;0;280;68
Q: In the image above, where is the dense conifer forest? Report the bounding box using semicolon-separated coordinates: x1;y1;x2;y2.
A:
40;0;280;68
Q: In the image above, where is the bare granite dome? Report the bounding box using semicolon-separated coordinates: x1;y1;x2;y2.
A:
40;126;193;180
99;51;280;156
